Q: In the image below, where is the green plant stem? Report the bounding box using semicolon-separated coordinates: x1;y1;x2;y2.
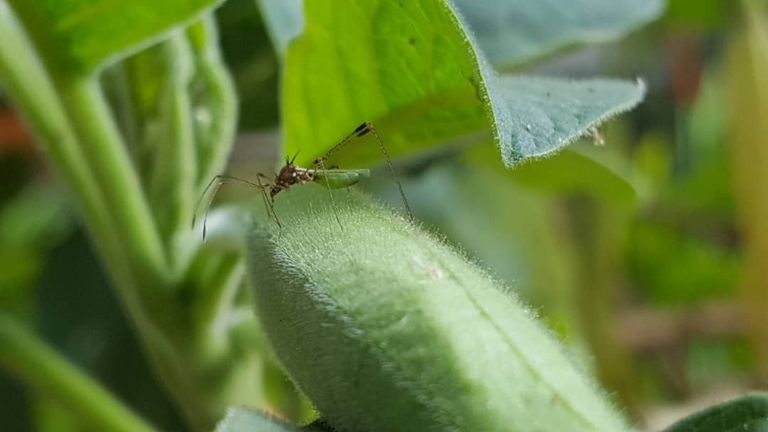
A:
0;315;157;432
0;7;157;324
1;6;253;429
0;11;214;429
149;35;198;271
54;75;169;287
728;0;768;384
187;18;237;191
569;199;639;417
0;8;119;275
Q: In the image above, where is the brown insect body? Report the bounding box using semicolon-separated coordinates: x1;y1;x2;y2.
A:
195;121;412;239
270;163;315;198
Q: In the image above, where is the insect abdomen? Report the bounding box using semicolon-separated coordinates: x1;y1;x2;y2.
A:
312;169;370;189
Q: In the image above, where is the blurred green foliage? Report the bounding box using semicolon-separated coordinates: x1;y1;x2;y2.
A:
2;0;767;430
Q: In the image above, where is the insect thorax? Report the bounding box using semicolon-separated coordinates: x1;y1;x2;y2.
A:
271;164;315;198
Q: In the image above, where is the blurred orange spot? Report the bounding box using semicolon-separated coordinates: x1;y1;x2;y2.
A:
0;109;34;153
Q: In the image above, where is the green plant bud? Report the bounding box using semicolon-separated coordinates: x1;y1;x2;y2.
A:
247;185;630;432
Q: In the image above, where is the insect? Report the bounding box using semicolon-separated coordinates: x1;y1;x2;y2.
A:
194;121;412;239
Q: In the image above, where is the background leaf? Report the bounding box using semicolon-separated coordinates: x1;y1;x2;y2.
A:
452;0;665;68
7;0;226;73
500;148;636;203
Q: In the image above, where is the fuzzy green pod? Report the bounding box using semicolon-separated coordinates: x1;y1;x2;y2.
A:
247;186;630;432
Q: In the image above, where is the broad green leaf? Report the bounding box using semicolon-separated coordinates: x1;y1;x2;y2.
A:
662;393;768;432
215;407;298;432
247;186;630;432
452;0;665;68
7;0;226;74
281;0;647;170
283;0;493;168
258;0;664;67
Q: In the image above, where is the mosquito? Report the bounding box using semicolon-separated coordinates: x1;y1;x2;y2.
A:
193;121;413;239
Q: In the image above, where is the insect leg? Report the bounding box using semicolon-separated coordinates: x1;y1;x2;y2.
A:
312;121;413;222
256;173;282;229
193;174;269;241
358;122;413;221
316;159;344;229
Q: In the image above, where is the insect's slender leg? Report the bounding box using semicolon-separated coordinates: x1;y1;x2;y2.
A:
312;121;413;221
256;173;282;229
193;174;268;241
316;159;344;229
358;122;413;221
312;127;364;166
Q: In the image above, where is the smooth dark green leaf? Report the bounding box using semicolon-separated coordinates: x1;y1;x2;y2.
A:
662;393;768;432
247;186;629;432
7;0;226;73
453;0;665;68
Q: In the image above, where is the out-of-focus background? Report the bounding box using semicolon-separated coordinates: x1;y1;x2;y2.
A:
1;0;767;430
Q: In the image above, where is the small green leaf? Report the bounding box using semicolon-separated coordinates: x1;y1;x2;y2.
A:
662;393;768;432
247;186;630;432
453;0;665;68
280;0;647;170
7;0;226;74
215;407;298;432
496;76;645;165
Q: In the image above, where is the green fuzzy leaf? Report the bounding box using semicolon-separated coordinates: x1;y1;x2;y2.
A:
215;407;298;432
662;393;768;432
7;0;225;74
280;0;646;170
496;76;646;165
453;0;665;68
247;186;630;432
